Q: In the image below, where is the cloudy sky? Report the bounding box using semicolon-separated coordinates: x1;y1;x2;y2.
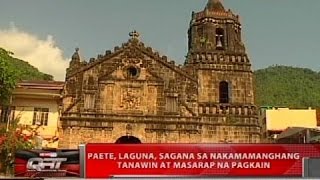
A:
0;0;320;80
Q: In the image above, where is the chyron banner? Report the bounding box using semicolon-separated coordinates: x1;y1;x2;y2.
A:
14;149;80;178
84;144;320;178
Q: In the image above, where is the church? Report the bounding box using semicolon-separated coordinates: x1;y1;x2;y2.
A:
58;0;261;148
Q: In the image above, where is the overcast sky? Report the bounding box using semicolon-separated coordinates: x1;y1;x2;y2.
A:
0;0;319;80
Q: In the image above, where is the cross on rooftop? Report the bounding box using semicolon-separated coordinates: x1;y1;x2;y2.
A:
129;30;140;40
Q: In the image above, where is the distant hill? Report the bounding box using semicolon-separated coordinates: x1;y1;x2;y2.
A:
1;50;53;81
254;65;320;108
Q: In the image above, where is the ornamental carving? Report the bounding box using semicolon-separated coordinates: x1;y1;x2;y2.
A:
121;47;144;59
123;58;141;65
121;88;141;110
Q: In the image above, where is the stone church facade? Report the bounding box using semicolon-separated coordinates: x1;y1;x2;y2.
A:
58;0;261;148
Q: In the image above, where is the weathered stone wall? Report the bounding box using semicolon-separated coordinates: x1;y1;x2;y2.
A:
195;66;259;143
198;69;254;104
58;116;203;149
58;118;260;149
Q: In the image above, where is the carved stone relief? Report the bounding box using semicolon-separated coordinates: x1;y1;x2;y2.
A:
120;88;141;110
123;58;141;65
121;47;144;59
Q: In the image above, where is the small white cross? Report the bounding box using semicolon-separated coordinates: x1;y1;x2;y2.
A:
129;30;140;39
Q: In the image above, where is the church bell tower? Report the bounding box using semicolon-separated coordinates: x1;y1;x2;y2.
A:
186;0;261;143
187;0;245;59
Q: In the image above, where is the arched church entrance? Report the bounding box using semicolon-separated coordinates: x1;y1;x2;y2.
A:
115;136;142;144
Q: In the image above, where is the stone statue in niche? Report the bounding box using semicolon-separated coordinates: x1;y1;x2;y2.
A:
121;88;141;110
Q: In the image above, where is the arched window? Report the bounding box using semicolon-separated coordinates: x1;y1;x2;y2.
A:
198;26;204;38
219;81;230;103
125;66;140;79
216;28;225;50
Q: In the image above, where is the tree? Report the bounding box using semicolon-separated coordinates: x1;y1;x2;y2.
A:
0;118;36;175
0;48;55;176
0;48;18;106
0;47;54;106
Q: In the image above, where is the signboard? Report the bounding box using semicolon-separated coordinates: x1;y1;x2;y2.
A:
15;149;80;177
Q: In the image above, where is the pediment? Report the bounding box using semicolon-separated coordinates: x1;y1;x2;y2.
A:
68;37;197;83
98;60;164;82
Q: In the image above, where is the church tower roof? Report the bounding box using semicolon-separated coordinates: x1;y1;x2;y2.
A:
68;47;83;75
205;0;225;12
186;0;247;65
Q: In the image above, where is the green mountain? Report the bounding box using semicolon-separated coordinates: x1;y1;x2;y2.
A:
254;65;320;108
0;48;53;105
0;49;53;81
9;57;53;81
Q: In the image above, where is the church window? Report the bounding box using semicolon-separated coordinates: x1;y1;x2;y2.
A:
198;26;204;37
219;81;231;103
198;26;206;47
126;66;140;79
216;28;225;50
